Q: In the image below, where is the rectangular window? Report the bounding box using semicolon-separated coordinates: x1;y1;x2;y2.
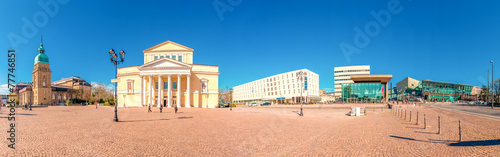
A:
173;82;177;89
156;82;158;89
178;55;182;62
164;82;168;89
172;55;177;60
167;55;171;58
160;56;164;59
154;56;158;60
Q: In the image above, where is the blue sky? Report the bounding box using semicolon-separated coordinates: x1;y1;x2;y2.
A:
1;0;499;94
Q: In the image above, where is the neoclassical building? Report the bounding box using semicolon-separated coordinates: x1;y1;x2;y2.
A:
116;40;219;108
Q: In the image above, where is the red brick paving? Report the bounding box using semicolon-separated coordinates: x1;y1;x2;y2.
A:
0;104;499;156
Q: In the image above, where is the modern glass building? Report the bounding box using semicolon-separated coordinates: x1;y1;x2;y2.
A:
421;80;480;102
340;74;392;103
341;83;383;103
395;78;482;103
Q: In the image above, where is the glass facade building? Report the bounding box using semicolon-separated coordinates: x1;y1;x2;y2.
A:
420;80;475;102
341;83;383;103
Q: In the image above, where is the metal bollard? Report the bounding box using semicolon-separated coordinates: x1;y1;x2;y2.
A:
410;111;412;122
459;119;462;142
438;116;441;134
424;114;427;129
416;112;419;125
405;110;407;120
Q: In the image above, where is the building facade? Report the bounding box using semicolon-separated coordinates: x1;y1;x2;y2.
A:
14;37;91;106
341;74;392;103
395;77;482;102
116;40;219;108
334;65;370;99
232;69;320;104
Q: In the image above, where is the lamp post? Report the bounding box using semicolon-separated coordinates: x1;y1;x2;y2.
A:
109;48;125;122
491;60;494;109
296;70;307;116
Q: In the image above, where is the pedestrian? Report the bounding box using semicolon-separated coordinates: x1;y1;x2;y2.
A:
174;105;178;113
148;103;152;113
413;103;416;107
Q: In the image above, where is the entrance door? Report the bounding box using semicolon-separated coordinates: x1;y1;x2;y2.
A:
163;99;167;107
172;96;177;106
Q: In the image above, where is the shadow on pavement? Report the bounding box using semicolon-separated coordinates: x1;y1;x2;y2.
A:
119;119;170;122
449;139;500;147
177;116;193;119
414;131;437;134
390;135;454;144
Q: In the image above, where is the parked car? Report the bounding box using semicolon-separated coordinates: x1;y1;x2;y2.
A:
260;102;271;106
483;102;489;105
249;102;257;107
467;101;475;105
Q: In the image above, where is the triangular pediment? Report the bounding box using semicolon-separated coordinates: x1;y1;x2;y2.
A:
143;40;194;53
138;58;192;70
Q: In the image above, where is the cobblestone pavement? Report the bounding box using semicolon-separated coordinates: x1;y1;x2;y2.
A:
0;104;499;156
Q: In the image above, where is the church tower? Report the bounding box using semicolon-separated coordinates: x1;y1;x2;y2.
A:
32;36;52;105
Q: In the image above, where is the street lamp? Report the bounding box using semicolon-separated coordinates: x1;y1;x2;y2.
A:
296;70;307;116
109;48;125;122
491;60;494;109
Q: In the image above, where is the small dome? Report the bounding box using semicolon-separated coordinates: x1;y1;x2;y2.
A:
34;52;49;65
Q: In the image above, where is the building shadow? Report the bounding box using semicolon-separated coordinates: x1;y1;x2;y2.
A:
177;116;192;119
449;139;500;147
390;135;454;144
119;119;170;122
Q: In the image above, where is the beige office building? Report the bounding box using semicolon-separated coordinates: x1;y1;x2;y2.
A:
334;65;370;98
233;69;320;104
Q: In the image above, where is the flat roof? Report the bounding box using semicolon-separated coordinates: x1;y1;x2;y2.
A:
350;74;392;84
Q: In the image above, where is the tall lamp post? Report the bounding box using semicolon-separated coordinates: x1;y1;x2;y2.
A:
296;70;307;116
491;60;494;109
109;48;125;122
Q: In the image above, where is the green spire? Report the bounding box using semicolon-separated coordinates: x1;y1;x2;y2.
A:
35;34;49;65
38;34;45;53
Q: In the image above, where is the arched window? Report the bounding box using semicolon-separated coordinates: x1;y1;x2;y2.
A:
43;81;46;87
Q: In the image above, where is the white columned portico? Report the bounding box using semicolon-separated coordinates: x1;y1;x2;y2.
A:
140;75;144;107
149;75;153;107
168;74;172;108
186;74;191;108
158;75;163;107
177;75;181;107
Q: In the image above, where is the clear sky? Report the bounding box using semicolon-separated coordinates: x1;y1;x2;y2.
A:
1;0;499;94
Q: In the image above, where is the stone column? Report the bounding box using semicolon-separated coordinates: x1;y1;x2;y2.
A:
143;75;147;107
149;75;153;107
186;74;191;108
158;75;163;107
168;75;172;108
177;75;181;107
140;75;144;107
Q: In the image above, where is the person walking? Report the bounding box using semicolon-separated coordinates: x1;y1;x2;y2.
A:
148;103;152;113
174;105;178;113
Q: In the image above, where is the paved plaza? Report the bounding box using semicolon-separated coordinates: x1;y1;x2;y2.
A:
1;104;499;156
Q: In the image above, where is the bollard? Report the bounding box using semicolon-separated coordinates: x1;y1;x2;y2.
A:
410;111;412;122
405;110;407;120
438;116;441;134
459;119;462;142
424;114;427;129
416;112;419;125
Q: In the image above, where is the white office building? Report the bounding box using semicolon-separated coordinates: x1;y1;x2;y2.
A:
233;69;320;104
334;65;370;98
